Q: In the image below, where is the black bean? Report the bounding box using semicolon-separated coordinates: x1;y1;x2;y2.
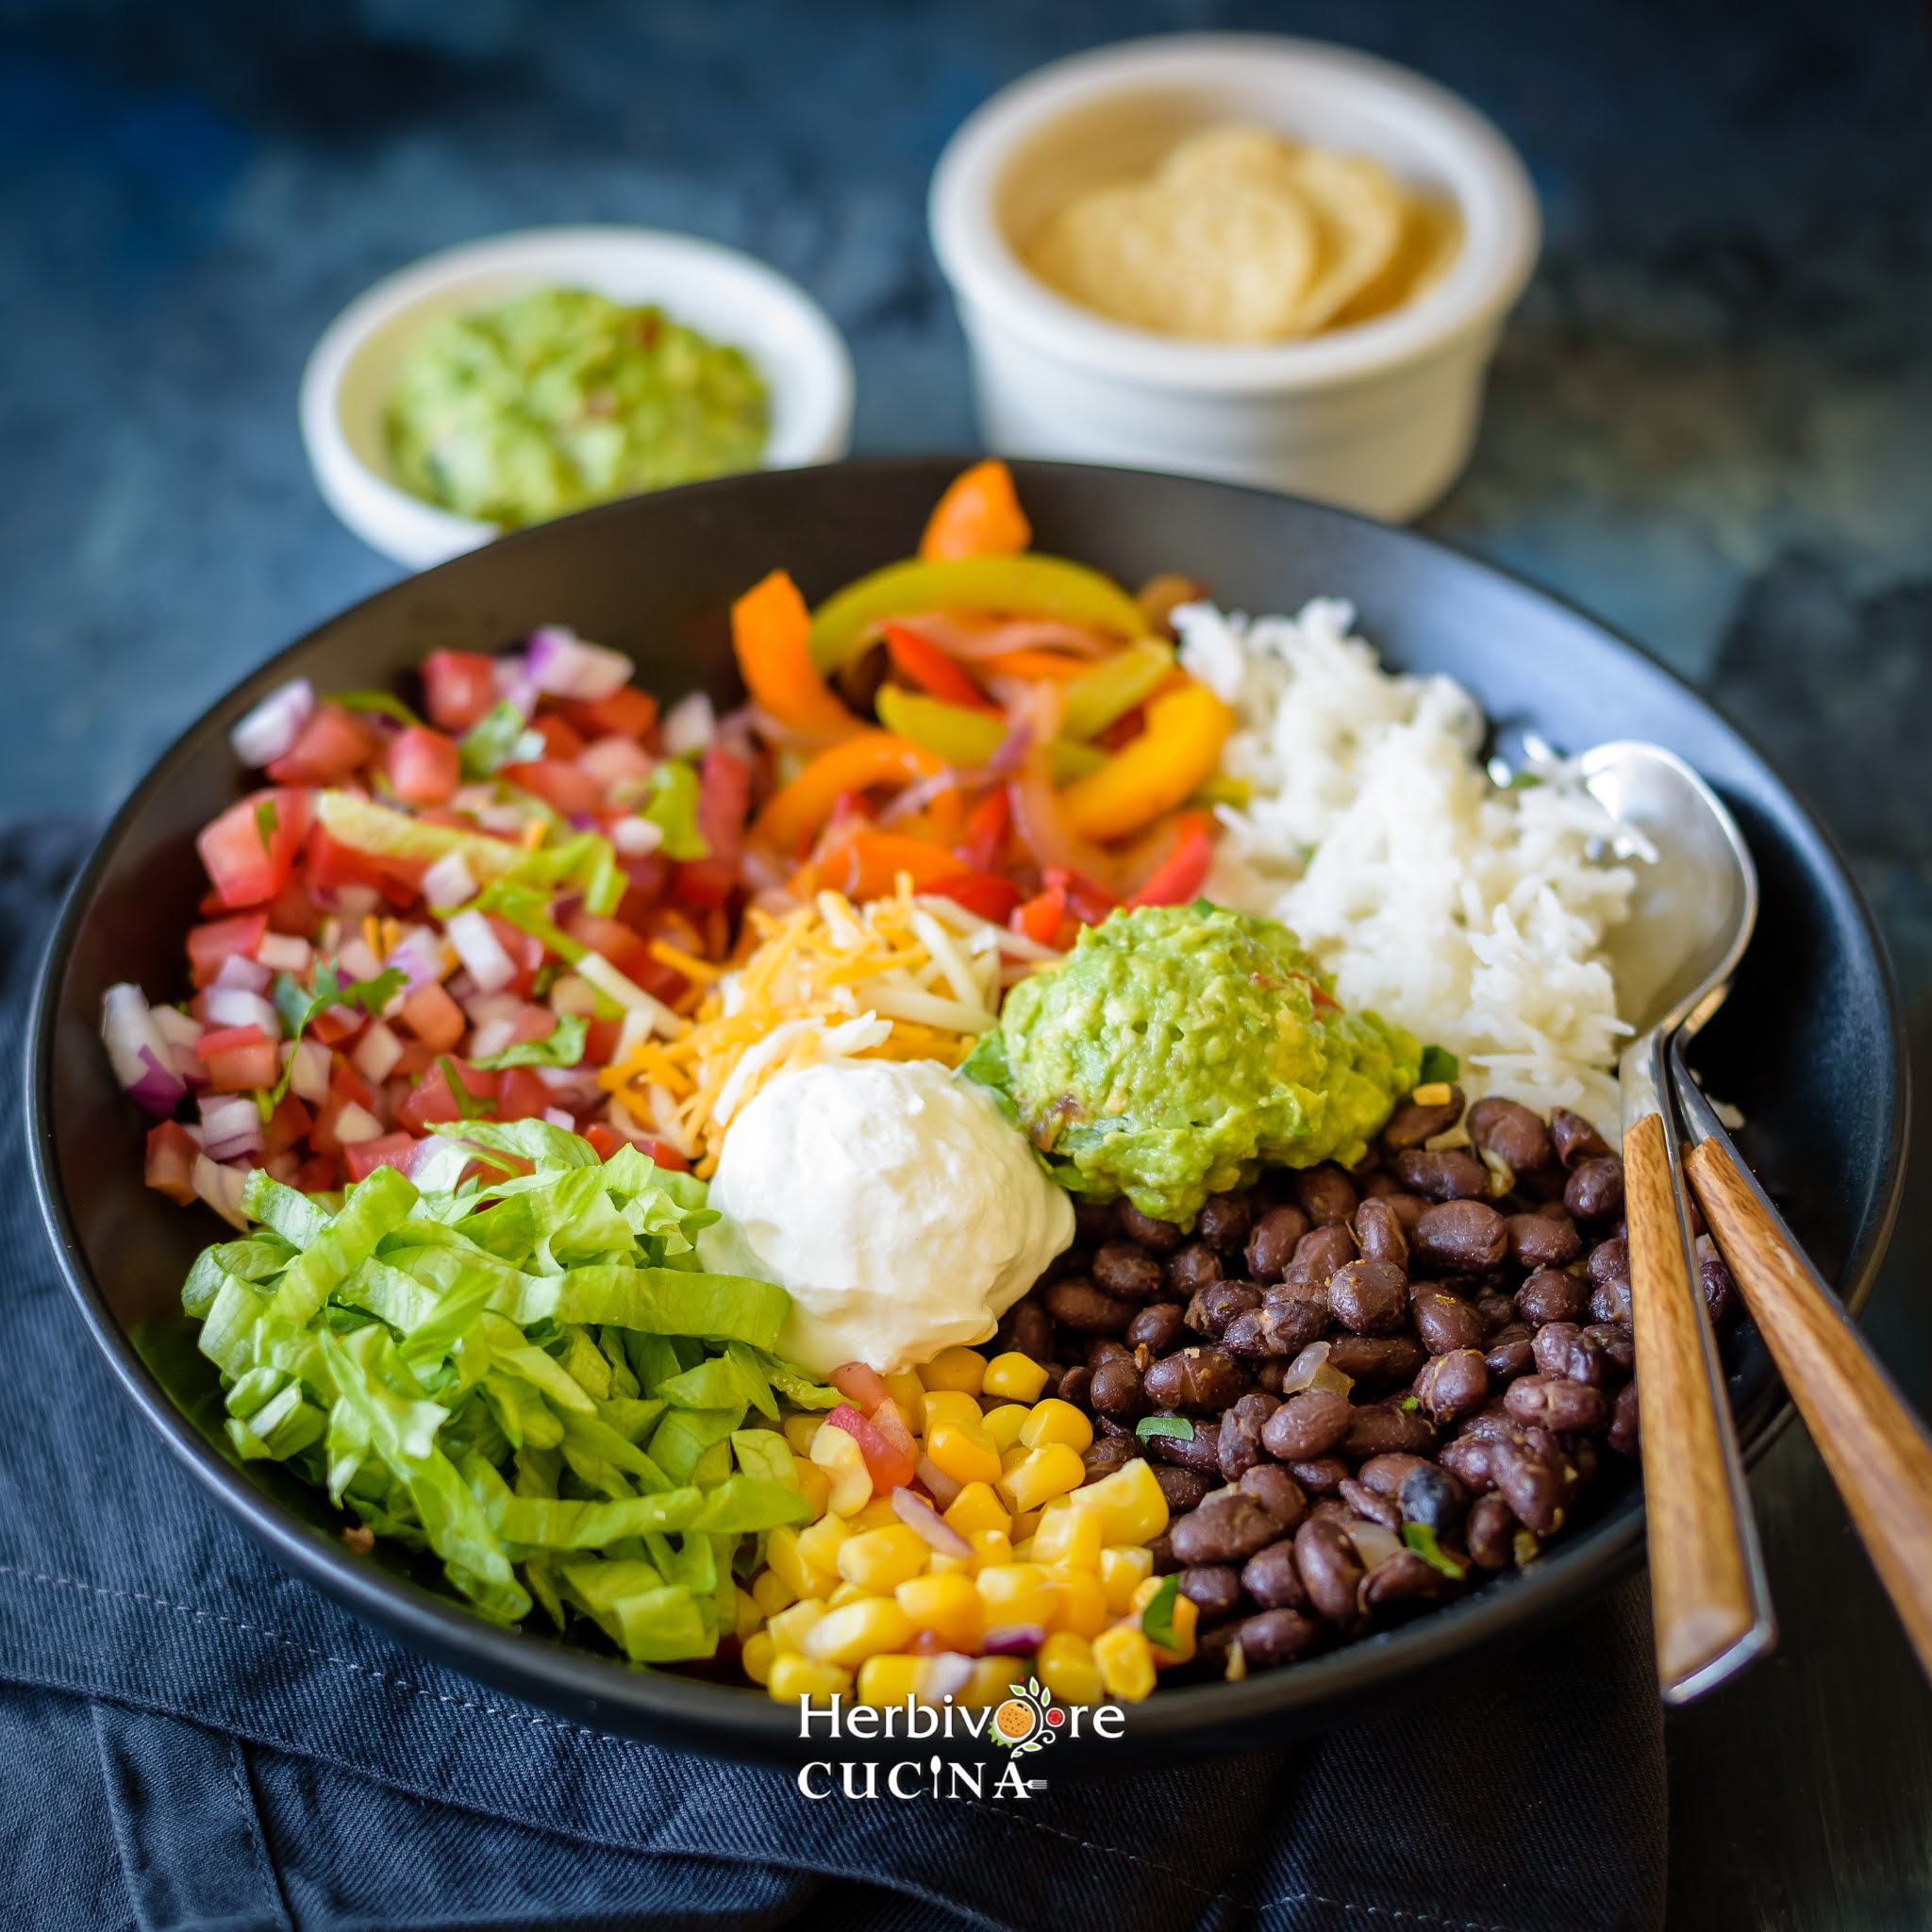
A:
1531;1322;1607;1387
996;1297;1054;1365
1241;1541;1307;1610
1360;1548;1446;1613
1397;1463;1468;1532
1086;1338;1129;1368
1391;1148;1492;1201
1197;1192;1253;1254
1178;1564;1246;1621
1483;1324;1536;1382
1148;1421;1225;1475
1582;1322;1635;1381
1172;1493;1283;1565
1697;1235;1739;1325
1126;1303;1185;1355
1465;1493;1516;1569
1118;1203;1185;1252
1551;1108;1610;1167
1142;1347;1249;1412
1238;1463;1307;1531
1590;1278;1634;1325
1294;1516;1366;1624
1474;1289;1519;1337
1325;1334;1426;1387
1414;1348;1490;1424
1412;1199;1508;1274
1490;1437;1565;1533
1338;1477;1402;1528
1327;1258;1410;1335
1166;1241;1224;1296
1517;1267;1590;1326
1185;1279;1259;1340
1224;1294;1329;1360
1262;1388;1354;1460
1565;1156;1625;1222
1058;1365;1092;1409
1089;1355;1147;1421
1505;1374;1611;1434
1354;1195;1410;1269
1291;1164;1358;1226
1466;1096;1555;1174
1245;1205;1311;1282
1380;1085;1466;1150
1043;1277;1134;1335
1356;1452;1434;1497
1507;1210;1582;1271
1587;1235;1630;1289
1238;1606;1324;1666
1286;1456;1348;1495
1285;1225;1357;1291
1217;1393;1278;1482
1153;1465;1211;1513
1437;1435;1496;1493
1081;1435;1138;1481
1074;1199;1117;1241
1608;1380;1641;1457
1343;1403;1438;1459
1147;1531;1180;1574
1091;1241;1164;1301
1412;1289;1486;1357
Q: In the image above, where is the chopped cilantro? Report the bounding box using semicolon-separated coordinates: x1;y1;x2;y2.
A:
1418;1045;1459;1086
471;1013;588;1071
1141;1573;1181;1650
438;1057;496;1121
254;798;279;848
266;963;408;1104
1403;1522;1468;1580
1135;1415;1194;1442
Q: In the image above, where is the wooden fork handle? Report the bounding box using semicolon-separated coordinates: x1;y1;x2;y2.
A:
1686;1134;1932;1684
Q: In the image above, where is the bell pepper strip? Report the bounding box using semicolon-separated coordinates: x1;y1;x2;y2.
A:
873;687;1106;784
1060;639;1177;741
731;569;861;741
748;731;944;858
1127;810;1216;906
815;832;965;902
881;623;991;708
918;458;1032;561
1059;682;1236;842
672;744;751;908
1012;881;1069;949
978;648;1090;684
808;555;1148;674
955;790;1010;874
1042;866;1119;927
923;871;1022;924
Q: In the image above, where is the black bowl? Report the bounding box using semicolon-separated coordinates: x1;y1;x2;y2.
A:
29;458;1907;1767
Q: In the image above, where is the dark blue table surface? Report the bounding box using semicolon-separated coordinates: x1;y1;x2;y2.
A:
3;1;1929;1924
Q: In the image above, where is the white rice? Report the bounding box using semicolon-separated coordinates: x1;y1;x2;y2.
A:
1178;598;1639;1137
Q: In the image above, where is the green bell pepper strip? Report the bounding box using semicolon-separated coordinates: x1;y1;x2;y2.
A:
1059;639;1176;741
873;687;1106;784
808;555;1148;673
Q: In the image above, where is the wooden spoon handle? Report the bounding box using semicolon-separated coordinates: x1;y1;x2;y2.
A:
1624;1108;1774;1696
1686;1133;1932;1683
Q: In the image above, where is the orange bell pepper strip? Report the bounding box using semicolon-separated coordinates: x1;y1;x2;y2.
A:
1127;810;1216;907
750;731;945;857
731;569;860;741
816;832;965;902
882;623;991;709
979;647;1091;684
1058;682;1235;842
1012;880;1069;949
919;458;1032;561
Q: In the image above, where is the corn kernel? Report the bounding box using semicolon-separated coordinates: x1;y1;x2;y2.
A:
953;1656;1017;1707
1092;1624;1157;1702
981;1403;1030;1452
999;1441;1029;1479
1033;1504;1105;1572
941;1482;1010;1539
1037;1630;1103;1705
882;1370;926;1434
1100;1544;1155;1613
810;1424;874;1516
847;1496;903;1533
999;1442;1086;1513
967;1528;1013;1571
767;1598;829;1653
1147;1591;1198;1666
782;1414;823;1456
765;1525;837;1602
929;1551;974;1577
741;1630;776;1686
1130;1574;1167;1615
920;1391;983;1431
751;1568;796;1619
1019;1397;1093;1454
767;1652;852;1706
734;1586;762;1639
981;1351;1050;1404
976;1562;1062;1633
838;1524;930;1593
792;1455;831;1517
895;1572;985;1651
1079;1458;1170;1546
796;1512;853;1578
926;1419;1002;1488
1051;1566;1109;1640
804;1597;916;1669
856;1654;925;1707
1008;1507;1043;1545
1009;1540;1035;1564
919;1346;988;1395
827;1580;870;1607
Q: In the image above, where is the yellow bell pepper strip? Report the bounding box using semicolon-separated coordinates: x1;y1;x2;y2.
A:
808;556;1148;674
874;687;1106;784
732;569;861;741
1059;639;1176;741
1059;682;1236;842
749;731;944;858
919;458;1032;561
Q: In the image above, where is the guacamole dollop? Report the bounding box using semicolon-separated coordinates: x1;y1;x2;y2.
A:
964;903;1419;1228
386;287;769;527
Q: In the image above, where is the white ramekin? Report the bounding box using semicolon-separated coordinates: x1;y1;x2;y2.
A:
929;36;1541;521
299;225;855;570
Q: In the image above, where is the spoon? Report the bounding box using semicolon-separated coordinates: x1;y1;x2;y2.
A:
1578;741;1775;1701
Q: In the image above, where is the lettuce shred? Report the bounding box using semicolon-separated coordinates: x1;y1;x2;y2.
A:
185;1124;829;1663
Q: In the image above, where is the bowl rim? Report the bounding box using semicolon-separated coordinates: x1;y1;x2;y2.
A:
929;33;1541;394
297;223;857;564
28;455;1909;1761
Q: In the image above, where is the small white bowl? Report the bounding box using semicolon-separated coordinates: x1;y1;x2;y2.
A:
929;36;1540;520
300;225;856;570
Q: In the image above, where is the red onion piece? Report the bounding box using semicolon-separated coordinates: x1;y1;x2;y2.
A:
659;691;715;758
100;984;188;1116
286;1038;331;1105
421;850;478;909
525;625;634;701
191;1155;248;1229
980;1624;1045;1657
886;612;1111;662
203;986;281;1038
920;1652;977;1704
199;1093;262;1161
229;678;315;769
255;931;312;975
350;1020;403;1085
891;1485;972;1558
914;1454;962;1510
211;952;273;995
1345;1522;1405;1572
385;926;448;995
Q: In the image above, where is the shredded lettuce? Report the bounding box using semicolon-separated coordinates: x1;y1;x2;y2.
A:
471;1013;587;1070
181;1125;827;1662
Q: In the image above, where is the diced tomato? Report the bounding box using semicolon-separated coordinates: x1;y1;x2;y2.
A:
641;1137;691;1173
578;734;654;792
264;877;325;941
196;1024;271;1056
187;912;269;989
396;1058;500;1133
421;650;500;732
495;1067;556;1122
923;871;1021;924
882;623;991;708
386;726;461;807
824;1402;917;1492
197;790;308;909
530;712;586;761
144;1121;199;1205
262;1092;313;1160
582;1017;621;1065
391;1041;439;1078
306;824;422;908
484;915;546;996
1127;810;1215;908
1013;882;1069;949
397;982;465;1052
562;910;652;978
266;706;375;786
828;1362;891;1413
674;744;751;908
204;1040;282;1091
502;758;603;818
582;1123;625;1160
294;1150;341;1193
616;855;671;926
344;1132;421;1182
871;1397;918;1465
328;1058;380;1113
955;791;1010;875
559;686;658;741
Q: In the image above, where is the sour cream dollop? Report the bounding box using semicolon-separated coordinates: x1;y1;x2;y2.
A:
699;1057;1074;1374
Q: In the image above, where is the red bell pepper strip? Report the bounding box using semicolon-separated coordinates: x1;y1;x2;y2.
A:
924;871;1021;924
881;622;991;709
954;791;1009;874
1012;881;1069;949
1127;810;1215;907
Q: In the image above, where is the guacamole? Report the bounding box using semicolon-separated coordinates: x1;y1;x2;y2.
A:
964;903;1419;1227
386;287;770;527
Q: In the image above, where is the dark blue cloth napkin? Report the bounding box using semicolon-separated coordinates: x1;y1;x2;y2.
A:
0;821;1666;1932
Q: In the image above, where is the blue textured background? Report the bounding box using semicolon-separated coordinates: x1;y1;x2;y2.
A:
3;1;1929;1923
